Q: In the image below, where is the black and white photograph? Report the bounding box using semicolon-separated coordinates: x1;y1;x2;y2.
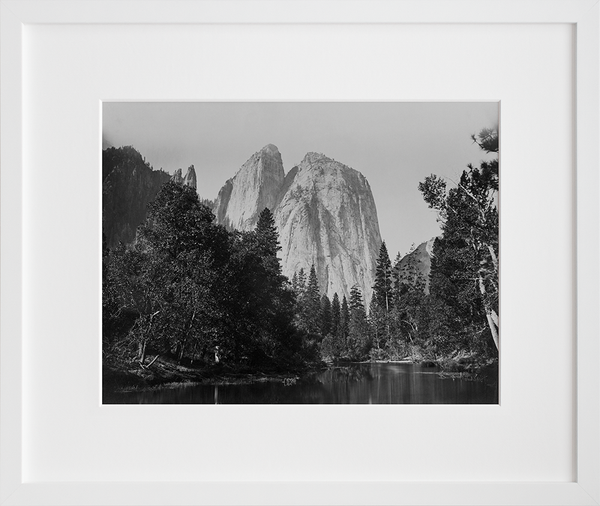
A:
102;102;499;404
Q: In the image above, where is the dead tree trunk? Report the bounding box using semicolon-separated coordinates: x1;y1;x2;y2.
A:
478;273;499;351
139;340;147;365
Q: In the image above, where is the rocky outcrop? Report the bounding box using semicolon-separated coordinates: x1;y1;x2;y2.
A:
183;165;197;190
172;165;197;189
395;238;436;293
102;146;171;248
214;144;285;231
215;146;382;304
172;168;184;184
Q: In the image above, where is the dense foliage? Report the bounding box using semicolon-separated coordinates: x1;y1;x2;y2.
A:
103;128;498;379
103;182;313;371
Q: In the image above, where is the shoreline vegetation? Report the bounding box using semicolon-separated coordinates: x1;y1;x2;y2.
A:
103;128;499;400
103;353;498;395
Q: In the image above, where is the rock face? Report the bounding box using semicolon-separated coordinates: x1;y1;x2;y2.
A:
214;144;284;230
172;168;184;184
183;165;197;190
214;146;382;304
172;165;197;189
396;238;436;293
102;146;171;248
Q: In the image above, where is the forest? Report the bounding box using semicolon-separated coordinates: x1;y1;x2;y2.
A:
102;128;498;388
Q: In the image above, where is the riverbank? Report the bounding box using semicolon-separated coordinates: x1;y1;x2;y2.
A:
105;361;499;404
103;352;498;400
102;355;322;395
334;355;497;381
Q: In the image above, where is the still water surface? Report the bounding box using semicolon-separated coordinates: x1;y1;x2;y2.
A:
106;362;498;404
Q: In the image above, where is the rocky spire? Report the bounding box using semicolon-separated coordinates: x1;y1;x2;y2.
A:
214;144;285;230
171;165;197;190
172;168;184;184
184;165;197;190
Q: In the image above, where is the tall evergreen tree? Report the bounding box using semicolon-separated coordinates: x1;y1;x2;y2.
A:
391;251;403;294
307;264;320;301
368;296;384;350
255;208;281;274
298;264;322;336
340;295;350;347
297;268;306;292
373;241;393;313
348;285;370;359
331;292;341;338
373;241;394;343
320;294;332;337
307;265;322;334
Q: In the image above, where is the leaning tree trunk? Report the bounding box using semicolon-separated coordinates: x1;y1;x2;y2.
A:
477;273;499;351
139;340;147;365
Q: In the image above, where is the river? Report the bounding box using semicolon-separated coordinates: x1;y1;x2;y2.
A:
104;362;498;404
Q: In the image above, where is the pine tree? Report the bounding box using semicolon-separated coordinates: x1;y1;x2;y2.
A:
307;264;320;302
340;295;350;348
373;241;393;313
391;251;403;294
348;285;370;359
331;293;341;338
297;268;306;291
368;296;384;350
255;208;281;274
307;264;322;334
320;294;332;337
298;264;322;336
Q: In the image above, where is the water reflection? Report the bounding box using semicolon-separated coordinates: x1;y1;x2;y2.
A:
104;363;498;404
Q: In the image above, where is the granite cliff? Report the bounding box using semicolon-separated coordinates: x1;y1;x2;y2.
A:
214;144;284;231
214;145;382;304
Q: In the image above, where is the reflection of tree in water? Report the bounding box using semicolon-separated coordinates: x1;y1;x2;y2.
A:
325;366;374;384
105;363;497;404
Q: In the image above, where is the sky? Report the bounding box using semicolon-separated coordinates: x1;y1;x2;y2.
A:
103;102;498;260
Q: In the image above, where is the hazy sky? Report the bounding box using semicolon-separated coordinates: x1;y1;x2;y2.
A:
103;102;498;259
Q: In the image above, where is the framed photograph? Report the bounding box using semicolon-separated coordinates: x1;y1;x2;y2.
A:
1;0;598;504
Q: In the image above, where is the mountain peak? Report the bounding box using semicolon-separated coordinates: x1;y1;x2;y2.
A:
302;151;331;164
214;144;381;303
184;165;197;190
172;168;184;184
261;144;280;155
214;144;285;230
171;165;197;190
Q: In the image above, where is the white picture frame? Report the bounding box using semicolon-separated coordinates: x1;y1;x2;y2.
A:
1;1;598;505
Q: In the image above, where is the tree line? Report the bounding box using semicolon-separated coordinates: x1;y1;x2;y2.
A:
103;127;498;372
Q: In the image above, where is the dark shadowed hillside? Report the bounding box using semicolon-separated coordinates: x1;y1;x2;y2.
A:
102;146;171;247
